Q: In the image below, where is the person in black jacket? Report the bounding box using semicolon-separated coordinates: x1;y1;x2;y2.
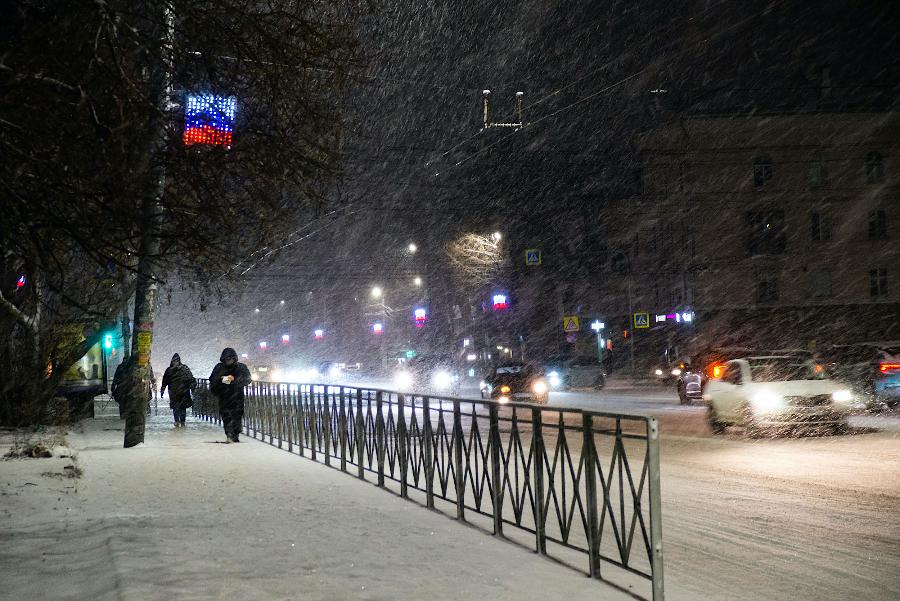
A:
160;353;196;428
209;347;251;443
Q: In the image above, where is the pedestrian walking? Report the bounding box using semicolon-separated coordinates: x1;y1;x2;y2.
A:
160;353;196;428
209;347;251;443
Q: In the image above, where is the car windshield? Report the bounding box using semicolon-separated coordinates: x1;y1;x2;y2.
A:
749;358;817;382
495;365;524;374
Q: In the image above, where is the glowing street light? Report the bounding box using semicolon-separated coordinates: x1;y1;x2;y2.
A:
314;329;324;340
371;286;383;299
280;300;285;305
254;307;260;313
408;243;418;253
491;231;502;242
413;276;422;287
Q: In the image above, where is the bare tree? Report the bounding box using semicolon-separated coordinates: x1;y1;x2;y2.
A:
0;0;364;427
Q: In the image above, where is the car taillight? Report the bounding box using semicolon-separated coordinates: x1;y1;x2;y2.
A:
879;363;900;374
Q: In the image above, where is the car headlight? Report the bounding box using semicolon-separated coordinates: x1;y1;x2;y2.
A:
498;395;510;404
671;368;682;377
479;380;489;390
499;385;511;394
548;372;561;387
832;389;853;403
394;370;413;389
751;392;784;413
328;366;341;378
654;368;664;376
432;370;452;390
532;379;548;395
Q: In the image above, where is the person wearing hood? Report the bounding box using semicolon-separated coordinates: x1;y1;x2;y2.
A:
160;353;196;428
209;348;252;443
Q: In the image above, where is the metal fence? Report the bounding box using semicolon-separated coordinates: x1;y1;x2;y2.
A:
194;380;664;600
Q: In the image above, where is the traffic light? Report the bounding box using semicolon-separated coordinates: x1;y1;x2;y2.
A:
104;333;113;349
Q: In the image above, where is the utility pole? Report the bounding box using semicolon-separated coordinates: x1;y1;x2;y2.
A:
124;4;172;447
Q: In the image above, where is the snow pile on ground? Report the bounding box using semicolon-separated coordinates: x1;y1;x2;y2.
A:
0;414;632;601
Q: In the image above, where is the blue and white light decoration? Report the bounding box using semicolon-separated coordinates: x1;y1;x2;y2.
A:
183;94;236;147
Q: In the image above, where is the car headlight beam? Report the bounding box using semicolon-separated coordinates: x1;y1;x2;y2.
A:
750;392;784;413
532;380;548;395
831;389;853;403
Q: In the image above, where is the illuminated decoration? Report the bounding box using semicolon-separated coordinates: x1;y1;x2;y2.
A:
466;353;477;362
463;338;470;347
241;353;249;358
314;329;324;340
405;349;417;359
372;322;384;335
492;294;508;310
654;311;695;324
184;94;236;147
104;334;113;349
259;341;268;350
16;275;26;289
590;320;604;332
281;334;290;344
414;308;427;328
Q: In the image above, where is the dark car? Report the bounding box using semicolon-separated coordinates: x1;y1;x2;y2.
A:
480;362;549;404
544;355;606;390
817;342;900;410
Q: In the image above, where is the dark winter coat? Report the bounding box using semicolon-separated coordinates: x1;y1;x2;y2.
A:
209;348;251;411
161;354;196;411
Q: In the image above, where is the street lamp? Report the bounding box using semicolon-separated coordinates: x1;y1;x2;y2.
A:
491;231;502;242
254;307;260;313
408;243;418;253
371;286;383;299
413;276;422;287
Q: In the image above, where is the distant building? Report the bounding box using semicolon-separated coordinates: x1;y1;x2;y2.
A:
598;112;900;366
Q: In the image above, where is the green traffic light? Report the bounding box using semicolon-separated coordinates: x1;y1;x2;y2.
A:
104;334;113;349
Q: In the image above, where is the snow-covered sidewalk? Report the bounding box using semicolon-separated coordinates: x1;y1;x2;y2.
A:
0;414;631;601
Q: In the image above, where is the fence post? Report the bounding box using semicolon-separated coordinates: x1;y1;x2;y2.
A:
267;384;274;444
489;403;503;536
285;386;293;453
422;397;435;508
397;393;408;498
322;386;332;467
276;385;284;449
339;388;348;472
309;386;317;461
531;407;547;554
583;413;601;578
296;387;305;456
356;389;365;479
453;400;465;521
376;391;385;487
647;417;665;601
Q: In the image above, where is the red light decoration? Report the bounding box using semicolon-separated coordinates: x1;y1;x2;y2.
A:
492;294;508;310
880;362;900;373
414;308;427;328
16;275;26;289
314;329;324;340
184;95;236;147
372;323;384;335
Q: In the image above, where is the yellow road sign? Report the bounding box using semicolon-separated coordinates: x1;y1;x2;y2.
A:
563;315;580;333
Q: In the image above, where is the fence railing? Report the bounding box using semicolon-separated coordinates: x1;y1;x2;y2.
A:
195;379;664;600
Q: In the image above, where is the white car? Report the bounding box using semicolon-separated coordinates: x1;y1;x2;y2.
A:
704;356;855;435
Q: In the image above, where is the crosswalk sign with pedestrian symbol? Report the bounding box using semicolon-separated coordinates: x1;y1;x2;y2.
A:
563;315;580;332
634;312;650;329
525;249;541;266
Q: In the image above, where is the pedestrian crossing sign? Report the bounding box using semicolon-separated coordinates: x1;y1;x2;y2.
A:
634;312;650;329
525;249;541;266
563;315;580;332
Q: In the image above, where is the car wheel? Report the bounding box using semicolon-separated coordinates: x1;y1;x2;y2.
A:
706;403;726;434
594;375;605;390
741;404;763;438
678;384;689;405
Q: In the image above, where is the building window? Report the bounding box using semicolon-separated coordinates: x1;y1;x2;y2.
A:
753;155;773;188
810;211;832;241
868;210;887;240
865;151;884;184
807;153;827;187
812;268;832;298
748;211;786;255
757;276;779;303
869;268;888;298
